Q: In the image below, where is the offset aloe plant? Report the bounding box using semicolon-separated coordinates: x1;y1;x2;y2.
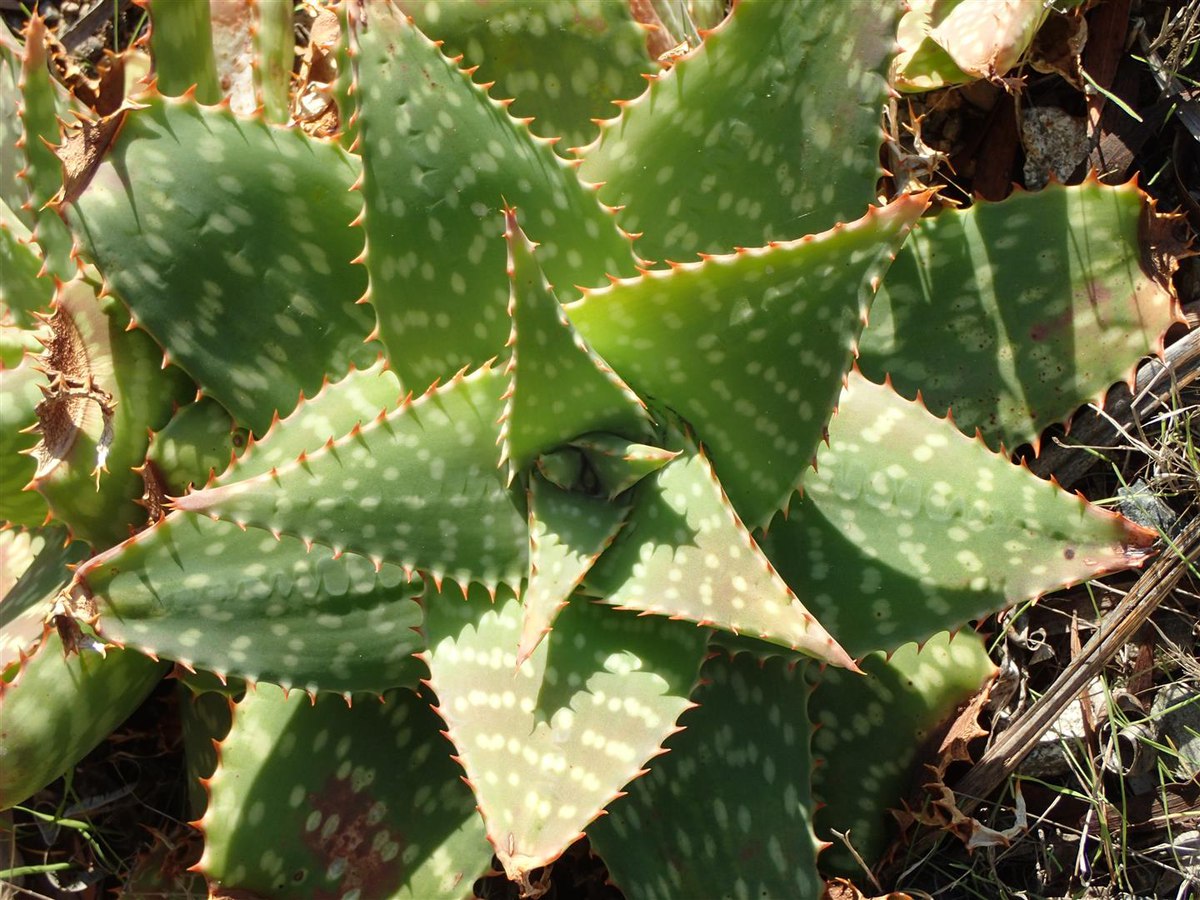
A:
0;0;1183;896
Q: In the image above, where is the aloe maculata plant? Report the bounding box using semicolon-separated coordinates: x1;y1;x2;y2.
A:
0;0;1184;896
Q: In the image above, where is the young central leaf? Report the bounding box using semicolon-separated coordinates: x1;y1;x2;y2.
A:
501;209;651;480
585;433;857;671
516;473;630;666
172;365;526;593
569;196;928;529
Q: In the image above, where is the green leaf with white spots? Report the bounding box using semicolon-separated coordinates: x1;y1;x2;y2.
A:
399;0;656;154
17;17;75;281
577;0;898;262
570;433;679;499
762;373;1158;658
422;583;707;886
148;398;245;494
147;0;221;102
174;365;527;593
570;196;928;528
585;435;857;670
516;474;630;665
501;209;651;479
214;360;401;486
860;180;1180;452
812;630;995;872
200;682;491;898
588;652;822;900
350;2;637;391
66;95;376;433
71;515;424;696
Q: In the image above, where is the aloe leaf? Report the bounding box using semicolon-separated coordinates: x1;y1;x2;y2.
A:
174;365;527;593
147;0;221;102
29;280;192;546
200;682;491;898
252;0;295;123
1;534;165;810
763;373;1158;658
811;630;995;873
71;515;424;696
577;0;898;262
862;181;1179;452
422;583;706;886
0;631;166;811
400;0;656;153
148;398;245;494
1;527;82;675
179;684;232;819
569;433;678;499
0;354;47;528
65;95;376;432
0;34;28;228
350;2;636;391
588;652;822;900
212;360;400;485
586;435;857;670
516;474;630;665
0;199;52;326
570;196;927;528
17;16;75;280
501;209;651;478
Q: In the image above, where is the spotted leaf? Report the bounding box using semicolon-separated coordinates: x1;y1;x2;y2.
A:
70;515;424;696
173;365;527;593
585;433;857;670
811;630;996;873
422;583;706;886
861;179;1181;452
399;0;656;153
570;195;928;528
516;473;630;666
588;652;823;900
578;0;898;262
501;208;651;479
200;682;491;898
65;94;377;432
349;1;637;391
763;372;1158;658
